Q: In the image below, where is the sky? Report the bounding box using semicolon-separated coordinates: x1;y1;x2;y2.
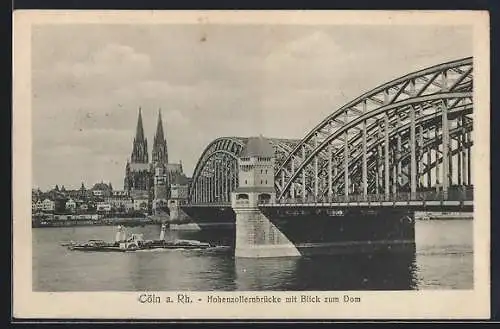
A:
31;24;472;191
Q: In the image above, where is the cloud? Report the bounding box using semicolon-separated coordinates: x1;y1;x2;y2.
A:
57;43;150;79
113;80;187;101
34;43;152;99
163;109;190;127
260;31;347;90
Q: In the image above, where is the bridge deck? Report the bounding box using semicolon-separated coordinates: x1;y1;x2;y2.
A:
259;200;473;207
186;190;473;212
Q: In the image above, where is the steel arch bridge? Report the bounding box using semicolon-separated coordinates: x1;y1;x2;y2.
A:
188;137;299;204
187;57;473;206
275;57;473;202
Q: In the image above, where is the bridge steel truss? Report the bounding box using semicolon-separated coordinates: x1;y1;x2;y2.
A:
274;57;473;202
188;137;299;204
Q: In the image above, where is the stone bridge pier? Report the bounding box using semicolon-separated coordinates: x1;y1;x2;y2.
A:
231;137;416;258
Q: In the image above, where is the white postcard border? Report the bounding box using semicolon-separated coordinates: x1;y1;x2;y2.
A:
12;10;491;320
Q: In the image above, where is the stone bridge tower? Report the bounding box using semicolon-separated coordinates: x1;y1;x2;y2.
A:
231;136;300;258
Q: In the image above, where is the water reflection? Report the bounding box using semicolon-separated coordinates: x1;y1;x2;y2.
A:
168;226;236;248
235;257;299;290
125;247;237;291
235;252;418;291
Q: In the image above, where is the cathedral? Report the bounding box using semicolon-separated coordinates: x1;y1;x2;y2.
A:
124;108;188;214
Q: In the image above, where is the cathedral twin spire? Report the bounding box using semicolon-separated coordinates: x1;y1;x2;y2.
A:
131;108;148;163
152;109;168;164
130;108;168;165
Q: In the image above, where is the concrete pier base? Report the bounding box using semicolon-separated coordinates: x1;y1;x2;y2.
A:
169;222;202;231
259;205;416;257
167;200;192;223
168;222;234;231
234;207;300;258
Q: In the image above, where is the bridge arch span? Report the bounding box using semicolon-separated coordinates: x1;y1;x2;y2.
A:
275;57;473;201
189;136;300;204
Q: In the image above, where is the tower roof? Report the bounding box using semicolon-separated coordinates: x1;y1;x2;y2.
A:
154;109;165;143
135;107;145;141
152;108;168;164
240;136;275;158
130;107;149;163
92;182;112;191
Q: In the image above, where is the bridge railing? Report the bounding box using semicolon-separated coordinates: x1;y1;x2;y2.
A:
263;186;473;205
183;202;231;207
186;186;473;206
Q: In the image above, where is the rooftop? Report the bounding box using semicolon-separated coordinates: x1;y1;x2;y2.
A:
92;182;113;191
240;136;275;158
172;172;189;185
166;163;182;172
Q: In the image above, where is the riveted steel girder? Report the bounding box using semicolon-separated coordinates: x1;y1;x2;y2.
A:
275;57;473;200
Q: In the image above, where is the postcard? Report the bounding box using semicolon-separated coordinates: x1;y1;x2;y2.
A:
12;10;490;320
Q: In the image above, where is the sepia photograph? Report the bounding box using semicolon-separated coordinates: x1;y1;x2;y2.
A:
13;10;490;319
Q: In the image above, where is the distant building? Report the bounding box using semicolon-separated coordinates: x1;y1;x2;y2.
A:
32;188;42;201
152;165;168;213
91;181;113;198
125;201;135;212
67;189;82;199
124;108;151;200
41;198;55;212
133;198;149;212
65;199;77;211
96;202;112;212
78;182;91;199
111;190;128;197
34;200;44;211
124;108;189;215
170;173;189;203
105;190;132;210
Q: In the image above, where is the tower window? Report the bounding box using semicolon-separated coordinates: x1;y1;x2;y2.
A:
245;180;247;184
260;180;263;184
265;180;267;184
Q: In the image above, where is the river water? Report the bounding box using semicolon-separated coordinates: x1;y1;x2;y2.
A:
32;220;473;291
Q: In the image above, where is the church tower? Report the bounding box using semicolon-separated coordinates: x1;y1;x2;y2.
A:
152;109;169;214
124;108;151;203
152;109;168;165
131;108;148;164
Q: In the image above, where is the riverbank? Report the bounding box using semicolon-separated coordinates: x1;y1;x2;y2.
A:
415;211;473;220
32;218;163;228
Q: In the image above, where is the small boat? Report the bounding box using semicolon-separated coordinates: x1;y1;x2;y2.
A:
138;239;213;250
68;239;120;251
59;240;76;247
172;239;212;248
67;224;214;252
